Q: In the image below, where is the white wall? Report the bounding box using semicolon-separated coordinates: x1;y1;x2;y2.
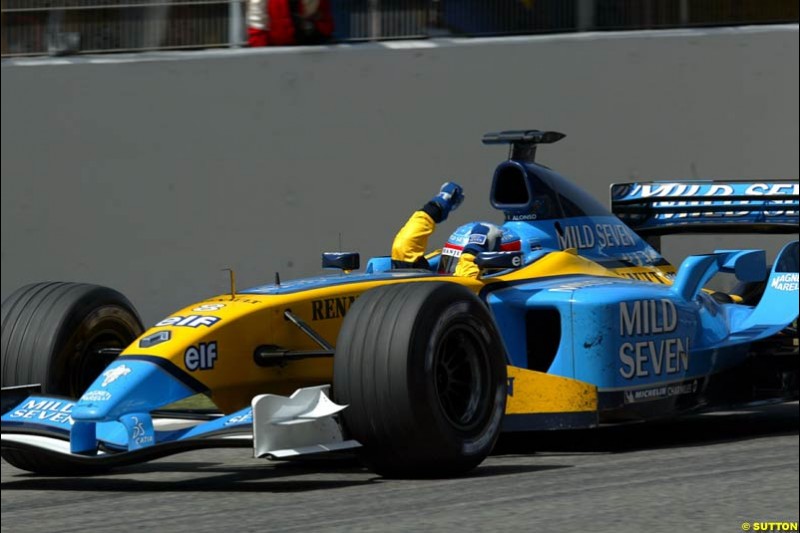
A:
2;25;798;323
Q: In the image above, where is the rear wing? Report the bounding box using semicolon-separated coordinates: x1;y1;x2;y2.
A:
611;180;798;248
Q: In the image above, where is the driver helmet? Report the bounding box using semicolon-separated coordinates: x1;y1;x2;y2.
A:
438;222;522;274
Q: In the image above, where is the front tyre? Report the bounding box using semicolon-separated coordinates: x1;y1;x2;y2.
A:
1;282;143;474
334;282;507;478
1;282;143;397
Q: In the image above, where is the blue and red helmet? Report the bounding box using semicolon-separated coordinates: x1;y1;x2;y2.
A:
438;222;522;274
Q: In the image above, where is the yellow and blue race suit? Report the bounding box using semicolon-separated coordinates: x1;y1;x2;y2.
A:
391;210;480;278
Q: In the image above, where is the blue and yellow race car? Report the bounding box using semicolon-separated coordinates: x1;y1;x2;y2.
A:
2;130;797;477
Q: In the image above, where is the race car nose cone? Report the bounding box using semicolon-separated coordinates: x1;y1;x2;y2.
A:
72;359;197;422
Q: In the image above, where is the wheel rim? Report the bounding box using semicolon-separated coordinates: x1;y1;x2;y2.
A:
433;323;492;432
71;331;127;395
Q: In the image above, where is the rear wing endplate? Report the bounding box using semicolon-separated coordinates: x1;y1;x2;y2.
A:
611;181;798;248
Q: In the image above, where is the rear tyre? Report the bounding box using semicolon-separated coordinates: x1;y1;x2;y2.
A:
730;278;767;306
1;282;143;474
334;282;507;478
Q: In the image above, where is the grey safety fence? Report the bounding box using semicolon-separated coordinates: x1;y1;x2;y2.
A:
593;0;799;30
1;0;244;56
2;0;798;57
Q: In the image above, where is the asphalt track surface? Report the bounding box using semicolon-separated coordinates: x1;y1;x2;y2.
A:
2;402;798;533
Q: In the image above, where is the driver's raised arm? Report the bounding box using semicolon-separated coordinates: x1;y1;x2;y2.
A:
391;182;464;269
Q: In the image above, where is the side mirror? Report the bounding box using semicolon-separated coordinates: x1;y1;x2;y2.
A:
322;252;360;271
474;251;523;270
365;256;392;273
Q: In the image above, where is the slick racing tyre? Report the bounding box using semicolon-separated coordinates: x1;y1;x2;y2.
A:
731;269;798;357
334;282;507;478
1;282;143;475
1;282;143;397
730;278;767;306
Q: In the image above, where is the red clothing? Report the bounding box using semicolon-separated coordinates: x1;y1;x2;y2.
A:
248;0;333;46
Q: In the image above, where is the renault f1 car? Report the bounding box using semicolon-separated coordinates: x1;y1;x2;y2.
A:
2;130;798;477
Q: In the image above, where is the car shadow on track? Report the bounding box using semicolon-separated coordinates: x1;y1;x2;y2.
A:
0;474;376;493
1;454;570;491
493;401;799;456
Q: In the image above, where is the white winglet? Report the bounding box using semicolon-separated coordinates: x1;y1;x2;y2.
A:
251;385;360;459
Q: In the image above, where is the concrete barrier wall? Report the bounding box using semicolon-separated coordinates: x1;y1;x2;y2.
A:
2;25;798;324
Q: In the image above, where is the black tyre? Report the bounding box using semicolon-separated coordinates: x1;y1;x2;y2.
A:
730;279;767;306
2;282;143;474
334;282;507;478
2;282;143;396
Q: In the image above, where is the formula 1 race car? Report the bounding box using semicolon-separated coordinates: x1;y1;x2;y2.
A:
2;130;798;477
